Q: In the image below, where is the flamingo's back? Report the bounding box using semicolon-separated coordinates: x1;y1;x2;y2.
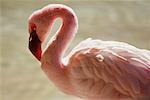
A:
66;39;150;99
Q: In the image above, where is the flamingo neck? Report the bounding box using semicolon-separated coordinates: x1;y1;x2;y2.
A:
36;5;78;93
42;6;78;66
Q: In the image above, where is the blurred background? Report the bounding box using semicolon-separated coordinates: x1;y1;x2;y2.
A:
1;0;150;100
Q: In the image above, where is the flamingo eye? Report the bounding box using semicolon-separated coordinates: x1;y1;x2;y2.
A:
29;22;36;34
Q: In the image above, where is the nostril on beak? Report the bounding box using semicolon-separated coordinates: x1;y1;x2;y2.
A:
29;30;42;61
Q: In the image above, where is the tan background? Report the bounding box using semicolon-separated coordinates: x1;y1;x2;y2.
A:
1;0;150;100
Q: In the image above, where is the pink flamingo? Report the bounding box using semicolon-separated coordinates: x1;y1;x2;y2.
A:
28;4;150;100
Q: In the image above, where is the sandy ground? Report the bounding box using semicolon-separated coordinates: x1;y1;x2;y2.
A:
1;0;150;100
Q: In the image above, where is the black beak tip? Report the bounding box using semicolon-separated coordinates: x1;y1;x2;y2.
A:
28;30;42;61
29;44;41;61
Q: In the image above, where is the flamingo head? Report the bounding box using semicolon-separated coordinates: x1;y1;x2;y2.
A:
28;9;53;61
28;4;78;61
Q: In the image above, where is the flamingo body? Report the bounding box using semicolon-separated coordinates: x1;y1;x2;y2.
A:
67;39;150;99
28;4;150;100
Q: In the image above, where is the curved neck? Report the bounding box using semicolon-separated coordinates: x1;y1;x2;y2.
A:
43;6;78;65
39;6;78;93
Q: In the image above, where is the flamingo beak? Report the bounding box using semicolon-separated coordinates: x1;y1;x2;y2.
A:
29;30;42;61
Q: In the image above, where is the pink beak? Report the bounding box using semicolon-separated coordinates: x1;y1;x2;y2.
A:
29;30;42;61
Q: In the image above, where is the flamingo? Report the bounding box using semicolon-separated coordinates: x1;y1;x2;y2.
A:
28;4;150;100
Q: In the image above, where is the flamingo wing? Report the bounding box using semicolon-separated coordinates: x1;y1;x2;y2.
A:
67;39;150;99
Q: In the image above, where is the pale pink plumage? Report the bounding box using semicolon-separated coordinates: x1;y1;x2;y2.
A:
28;4;150;100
